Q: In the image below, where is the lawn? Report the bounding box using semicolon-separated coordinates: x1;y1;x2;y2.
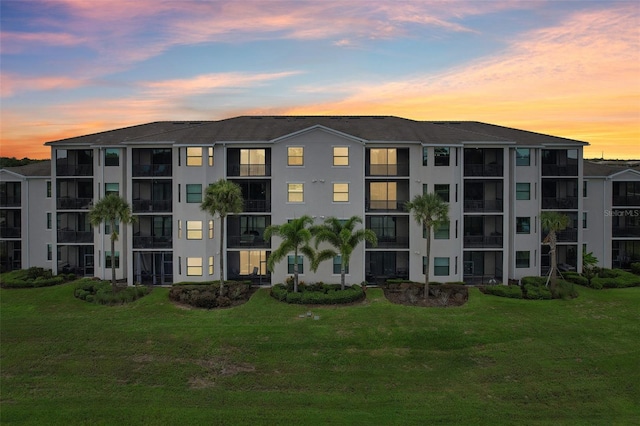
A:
1;283;639;425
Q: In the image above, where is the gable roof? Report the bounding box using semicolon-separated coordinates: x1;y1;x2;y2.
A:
2;160;51;178
583;160;639;178
44;116;588;148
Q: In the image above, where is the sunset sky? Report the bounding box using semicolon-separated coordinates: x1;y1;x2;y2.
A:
1;0;638;159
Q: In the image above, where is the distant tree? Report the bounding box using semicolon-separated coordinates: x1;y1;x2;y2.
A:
89;194;136;289
311;216;377;290
264;216;315;292
541;211;570;292
405;193;449;299
200;179;244;291
0;157;46;168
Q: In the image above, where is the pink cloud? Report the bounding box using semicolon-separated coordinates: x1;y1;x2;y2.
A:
0;73;88;97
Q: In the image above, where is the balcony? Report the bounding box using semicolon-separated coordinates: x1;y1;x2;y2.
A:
0;227;21;238
56;149;93;176
56;164;93;176
57;197;93;210
132;163;172;177
464;199;503;213
132;199;172;213
243;199;271;213
133;236;172;249
227;234;270;248
463;235;503;248
227;148;271;177
464;148;503;177
367;236;409;249
0;195;21;207
541;228;578;243
132;148;172;177
613;196;640;206
541;197;578;210
612;227;640;238
464;164;503;177
57;230;93;243
366;199;409;212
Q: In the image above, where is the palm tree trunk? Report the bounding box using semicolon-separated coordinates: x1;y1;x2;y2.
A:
219;215;225;292
550;231;557;293
341;263;346;291
293;248;299;293
424;225;431;300
110;230;116;290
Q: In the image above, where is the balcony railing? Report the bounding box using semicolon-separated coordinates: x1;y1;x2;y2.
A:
56;164;93;176
243;199;271;213
57;197;93;210
57;230;93;243
366;163;410;177
464;199;503;213
612;227;640;238
366;200;408;212
0;227;21;238
227;164;271;177
541;197;578;210
0;196;21;207
541;229;578;242
132;200;172;213
366;236;409;248
133;236;172;249
227;234;270;248
612;196;640;206
542;164;578;176
132;164;172;177
464;164;503;177
463;235;503;248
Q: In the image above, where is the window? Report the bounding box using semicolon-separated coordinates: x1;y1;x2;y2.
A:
288;183;304;203
105;251;120;268
187;257;203;276
516;183;531;200
516;217;530;234
47;212;52;230
369;182;397;210
239;250;267;275
105;220;119;235
47;181;51;198
370;148;397;175
333;147;349;166
516;148;530;166
422;147;428;166
209;256;214;275
435;147;450;166
47;244;52;261
240;148;266;176
434;221;450;239
187;221;203;239
105;183;119;196
434;184;450;202
434;257;449;276
208;147;214;166
516;251;530;268
288;255;304;274
288;147;304;166
187;147;203;166
186;184;202;203
105;148;120;166
333;183;349;202
209;220;214;239
583;181;588;198
333;256;349;274
423;256;428;274
583;212;587;229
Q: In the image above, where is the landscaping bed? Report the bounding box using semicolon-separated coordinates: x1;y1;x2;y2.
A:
382;281;468;307
169;281;257;309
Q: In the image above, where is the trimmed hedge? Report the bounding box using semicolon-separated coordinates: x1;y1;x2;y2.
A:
591;269;640;289
74;279;150;305
482;285;522;299
270;283;365;305
631;262;640;275
1;268;66;288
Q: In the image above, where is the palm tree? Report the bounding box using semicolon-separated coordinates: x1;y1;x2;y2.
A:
89;193;136;290
201;179;244;291
405;193;449;299
311;216;377;290
540;211;570;292
264;215;315;292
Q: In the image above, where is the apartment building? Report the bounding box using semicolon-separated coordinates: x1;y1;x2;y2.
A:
0;161;52;272
583;161;640;269
2;116;605;285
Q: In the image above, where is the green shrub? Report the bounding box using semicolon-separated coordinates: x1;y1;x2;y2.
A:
271;283;365;305
1;268;65;288
563;272;588;287
631;262;640;275
591;269;640;289
74;279;150;305
482;285;522;299
555;279;579;300
523;283;552;300
168;282;251;309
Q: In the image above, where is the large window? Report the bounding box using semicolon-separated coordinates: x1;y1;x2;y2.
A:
209;256;214;275
516;183;531;200
240;149;266;176
239;250;267;275
187;221;202;239
186;184;202;203
333;255;349;274
370;148;397;175
187;147;203;166
516;251;530;268
422;147;428;166
516;217;530;234
187;257;203;276
105;148;120;166
105;251;120;268
434;257;449;276
333;147;349;166
434;184;450;202
288;255;304;274
333;183;349;202
434;221;450;239
516;148;530;166
435;147;450;166
369;182;397;210
288;183;304;203
288;147;304;166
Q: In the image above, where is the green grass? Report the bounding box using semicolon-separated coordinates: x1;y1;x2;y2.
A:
1;284;639;425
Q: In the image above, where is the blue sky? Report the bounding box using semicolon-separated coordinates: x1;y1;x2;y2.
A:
1;0;638;158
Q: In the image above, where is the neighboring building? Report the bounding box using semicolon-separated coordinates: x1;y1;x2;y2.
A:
583;161;640;269
14;116;638;285
0;161;52;272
